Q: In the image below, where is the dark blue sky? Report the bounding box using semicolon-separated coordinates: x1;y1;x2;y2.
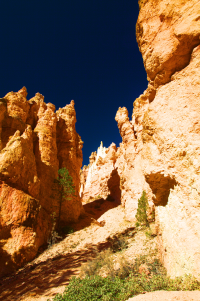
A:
0;0;148;166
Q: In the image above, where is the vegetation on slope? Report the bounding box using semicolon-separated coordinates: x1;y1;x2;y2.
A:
49;254;200;301
47;191;200;301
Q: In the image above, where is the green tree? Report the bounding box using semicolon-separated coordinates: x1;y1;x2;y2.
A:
57;167;75;229
136;191;149;226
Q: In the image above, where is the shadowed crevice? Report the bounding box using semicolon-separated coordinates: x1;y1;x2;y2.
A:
107;168;121;205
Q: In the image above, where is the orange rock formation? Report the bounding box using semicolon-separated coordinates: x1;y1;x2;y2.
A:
0;87;83;277
116;0;200;279
82;0;200;279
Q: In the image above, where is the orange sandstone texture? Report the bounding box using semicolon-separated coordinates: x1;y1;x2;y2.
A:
0;87;83;277
56;101;84;221
115;0;200;279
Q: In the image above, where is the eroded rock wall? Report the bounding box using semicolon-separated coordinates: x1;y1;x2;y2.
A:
56;101;84;221
0;87;83;277
115;0;200;279
81;142;121;204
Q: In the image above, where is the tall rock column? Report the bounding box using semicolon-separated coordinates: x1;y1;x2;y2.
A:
56;100;83;223
33;94;59;212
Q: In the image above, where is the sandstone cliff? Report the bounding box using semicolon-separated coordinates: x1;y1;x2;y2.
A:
0;87;83;277
115;0;200;279
81;0;200;280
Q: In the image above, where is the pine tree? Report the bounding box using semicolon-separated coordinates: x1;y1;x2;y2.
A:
136;191;148;226
57;168;75;228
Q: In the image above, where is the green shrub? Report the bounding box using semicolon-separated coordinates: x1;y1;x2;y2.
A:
57;168;75;229
136;191;148;226
61;226;74;235
49;276;125;301
49;273;200;301
49;248;200;301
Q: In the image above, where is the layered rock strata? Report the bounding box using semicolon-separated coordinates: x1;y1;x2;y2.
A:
0;87;83;277
115;0;200;279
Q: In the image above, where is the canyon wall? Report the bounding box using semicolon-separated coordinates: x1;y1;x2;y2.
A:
116;0;200;279
81;0;200;279
0;87;83;277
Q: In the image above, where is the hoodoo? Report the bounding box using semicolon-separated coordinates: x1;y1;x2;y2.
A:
0;87;83;277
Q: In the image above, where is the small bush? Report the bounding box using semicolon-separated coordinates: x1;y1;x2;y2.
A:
145;228;154;239
49;276;125;301
136;191;149;226
80;249;114;278
148;258;166;276
57;168;75;229
115;255;134;279
80;248;133;280
61;226;74;235
110;236;128;253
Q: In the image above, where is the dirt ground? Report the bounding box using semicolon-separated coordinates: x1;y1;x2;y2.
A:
0;198;137;301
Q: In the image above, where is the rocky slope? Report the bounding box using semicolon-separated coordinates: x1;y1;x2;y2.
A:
0;87;83;278
0;199;156;301
82;0;200;280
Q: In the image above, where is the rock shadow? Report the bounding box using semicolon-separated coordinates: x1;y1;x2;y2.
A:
107;168;121;205
69;197;120;232
145;172;177;206
0;240;113;301
0;230;18;279
0;225;137;301
70;168;122;232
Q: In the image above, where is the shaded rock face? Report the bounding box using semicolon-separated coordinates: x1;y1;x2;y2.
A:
0;87;83;277
79;165;89;198
115;0;200;279
81;142;121;204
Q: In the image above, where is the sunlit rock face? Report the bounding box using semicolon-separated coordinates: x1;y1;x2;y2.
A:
0;87;83;277
115;0;200;279
81;142;121;204
56;101;84;222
